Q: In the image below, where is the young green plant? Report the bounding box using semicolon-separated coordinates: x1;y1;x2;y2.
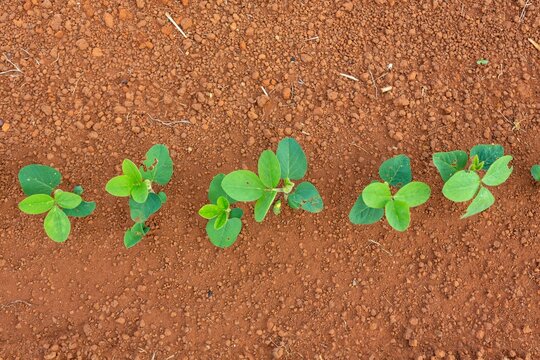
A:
433;144;513;218
199;137;323;248
349;155;431;232
105;144;173;248
532;165;540;181
18;165;96;242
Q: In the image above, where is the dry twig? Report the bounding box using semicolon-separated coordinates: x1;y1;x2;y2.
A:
339;72;359;82
368;69;378;98
520;0;533;23
0;53;23;76
165;13;188;38
146;113;190;126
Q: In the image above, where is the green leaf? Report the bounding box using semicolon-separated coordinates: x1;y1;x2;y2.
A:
378;155;412;188
62;201;96;218
230;208;243;219
470;144;504;170
258;150;282;188
214;211;228;230
288;182;324;213
362;182;392;209
432;150;468;182
208;174;237;204
18;194;55;214
73;185;84;195
394;182;431;208
199;204;221;219
129;193;162;223
461;187;495;219
124;223;150;248
442;170;481;202
482;155;513;186
131;182;149;203
222;170;265;201
276;137;308;180
105;175;134;197
140;144;173;185
254;191;278;222
158;191;167;203
349;194;384;225
18;164;61;196
216;196;230;210
54;191;82;209
122;159;142;182
44;206;71;242
206;217;242;248
532;165;540;181
385;200;410;232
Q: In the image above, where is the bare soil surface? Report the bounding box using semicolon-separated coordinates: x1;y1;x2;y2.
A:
1;1;539;359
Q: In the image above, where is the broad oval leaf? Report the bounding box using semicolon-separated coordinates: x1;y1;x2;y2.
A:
216;196;230;210
532;165;540;181
287;181;324;213
394;181;431;208
105;175;134;197
378;155;412;188
385;200;410;232
432;150;468;182
470;144;504;170
63;201;96;218
44;206;71;242
214;211;228;230
461;186;495;219
199;204;221;219
230;208;244;219
254;191;278;222
482;155;513;186
206;217;242;248
157;191;167;204
18;164;61;196
122;159;142;182
208;173;237;204
362;182;392;209
129;193;162;223
222;170;265;201
140;144;173;185
349;194;384;225
124;223;150;248
131;182;149;203
73;185;84;195
18;194;55;214
442;171;481;202
54;191;82;209
276;137;308;180
258;150;281;188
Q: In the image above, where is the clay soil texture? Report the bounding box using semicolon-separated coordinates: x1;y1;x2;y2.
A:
1;0;540;359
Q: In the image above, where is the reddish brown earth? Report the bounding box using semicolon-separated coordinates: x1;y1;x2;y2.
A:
1;0;539;359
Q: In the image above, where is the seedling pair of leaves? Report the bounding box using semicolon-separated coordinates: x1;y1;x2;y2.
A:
433;144;513;218
105;144;173;248
349;155;431;232
18;165;96;242
199;137;323;248
532;165;540;182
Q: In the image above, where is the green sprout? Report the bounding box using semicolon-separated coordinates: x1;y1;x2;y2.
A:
18;165;96;242
476;59;489;65
349;155;431;232
199;137;323;248
105;144;173;248
532;165;540;181
433;144;513;218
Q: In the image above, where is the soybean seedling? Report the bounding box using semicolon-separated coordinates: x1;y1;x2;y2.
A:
199;137;323;248
349;155;431;232
105;144;173;248
18;165;96;242
532;165;540;181
433;144;513;218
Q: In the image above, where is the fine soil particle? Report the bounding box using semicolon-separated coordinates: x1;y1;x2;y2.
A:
0;1;539;359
